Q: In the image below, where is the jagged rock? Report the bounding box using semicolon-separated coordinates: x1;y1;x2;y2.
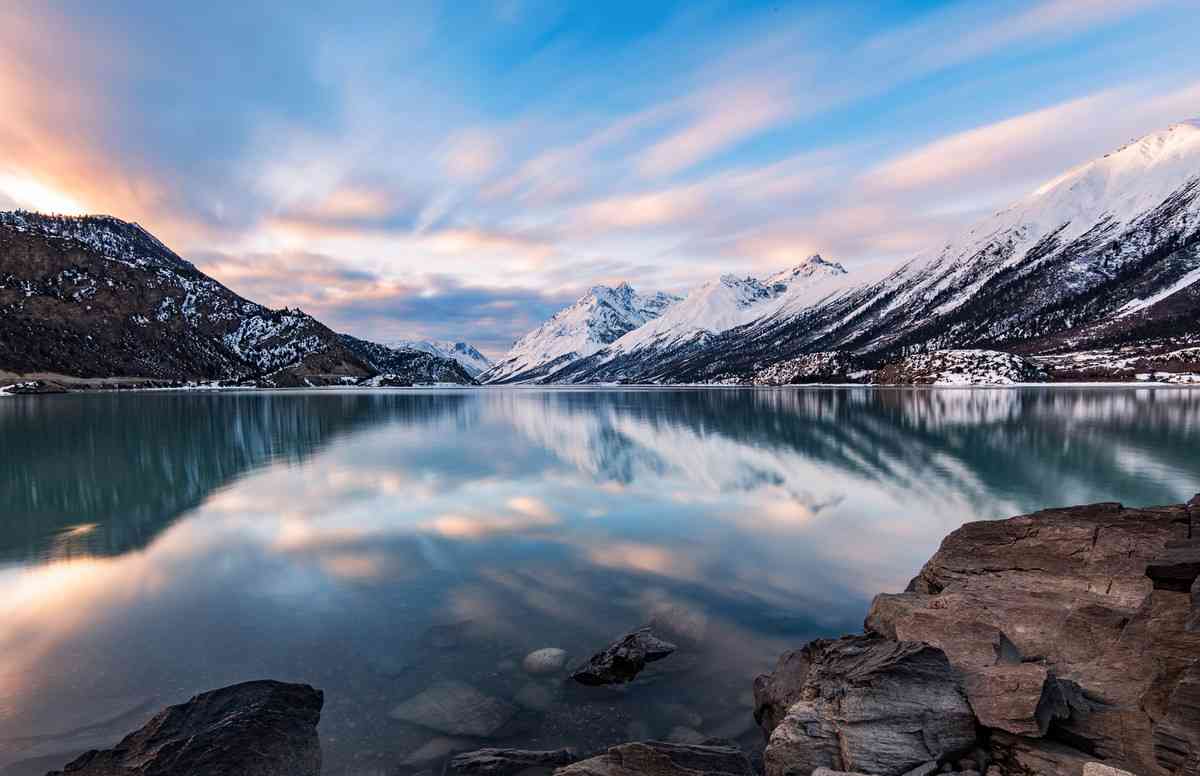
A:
571;627;677;685
1152;661;1200;775
960;664;1059;737
523;647;569;675
866;497;1200;776
448;748;577;776
46;680;323;776
1147;541;1200;592
554;741;752;776
389;681;516;737
753;634;976;776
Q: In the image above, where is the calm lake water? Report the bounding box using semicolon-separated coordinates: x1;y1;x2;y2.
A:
1;387;1198;774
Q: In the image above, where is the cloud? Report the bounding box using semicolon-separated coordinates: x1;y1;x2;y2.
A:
441;129;505;181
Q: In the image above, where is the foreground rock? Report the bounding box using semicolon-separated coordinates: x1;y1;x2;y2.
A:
753;634;976;776
47;680;323;776
449;747;577;776
571;627;677;685
555;740;752;776
863;497;1200;776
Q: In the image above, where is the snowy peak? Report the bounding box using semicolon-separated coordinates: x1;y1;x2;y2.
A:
763;254;848;288
389;339;493;376
481;283;681;382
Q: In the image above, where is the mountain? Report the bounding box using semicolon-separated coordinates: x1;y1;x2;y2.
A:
391;339;493;376
550;255;850;383
513;120;1200;384
0;211;475;386
481;282;680;383
339;335;476;383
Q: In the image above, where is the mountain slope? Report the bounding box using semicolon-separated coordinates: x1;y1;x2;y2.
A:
391;339;493;376
339;335;476;383
0;211;474;385
481;282;680;383
554;120;1200;384
550;255;851;383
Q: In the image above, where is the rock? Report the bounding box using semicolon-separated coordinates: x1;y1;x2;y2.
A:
514;682;558;711
901;763;939;776
865;497;1200;776
811;769;870;776
46;680;322;776
753;634;976;776
1082;763;1138;776
1152;660;1200;775
448;748;577;776
960;664;1060;736
523;648;568;675
554;741;752;776
871;349;1048;385
390;681;516;737
1191;574;1199;633
571;627;677;685
420;619;478;650
404;737;473;765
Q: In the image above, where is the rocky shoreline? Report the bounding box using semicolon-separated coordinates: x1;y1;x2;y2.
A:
43;496;1200;776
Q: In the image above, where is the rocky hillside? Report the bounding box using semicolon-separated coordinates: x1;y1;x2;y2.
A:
0;211;474;386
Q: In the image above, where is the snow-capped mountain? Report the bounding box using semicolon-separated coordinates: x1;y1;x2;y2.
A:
0;211;475;385
391;339;493;376
481;282;680;383
550;255;850;383
528;119;1200;384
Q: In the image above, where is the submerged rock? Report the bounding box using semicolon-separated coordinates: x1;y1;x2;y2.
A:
571;627;677;685
523;647;569;675
390;681;516;737
555;740;752;776
753;634;977;776
46;680;323;776
448;747;576;776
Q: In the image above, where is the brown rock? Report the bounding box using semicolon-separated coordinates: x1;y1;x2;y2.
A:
46;680;323;776
754;634;976;776
1152;661;1200;776
449;748;577;776
865;498;1200;776
554;741;752;776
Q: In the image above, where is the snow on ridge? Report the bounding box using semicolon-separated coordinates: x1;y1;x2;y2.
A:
389;339;494;376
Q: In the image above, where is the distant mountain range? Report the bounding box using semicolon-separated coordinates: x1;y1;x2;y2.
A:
3;120;1199;389
0;211;481;386
483;120;1200;385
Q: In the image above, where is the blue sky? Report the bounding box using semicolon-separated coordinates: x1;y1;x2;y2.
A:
1;0;1197;354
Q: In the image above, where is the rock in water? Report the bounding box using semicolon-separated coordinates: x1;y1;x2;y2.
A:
555;741;752;776
448;748;576;776
753;634;977;776
46;680;323;776
523;647;568;675
571;627;677;685
390;681;516;737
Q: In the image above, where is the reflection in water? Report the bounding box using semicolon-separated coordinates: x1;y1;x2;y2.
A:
0;388;1197;775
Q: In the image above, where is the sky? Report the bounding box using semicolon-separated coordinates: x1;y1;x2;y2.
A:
1;0;1198;356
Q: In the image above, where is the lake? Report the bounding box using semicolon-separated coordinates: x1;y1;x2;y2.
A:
1;387;1197;775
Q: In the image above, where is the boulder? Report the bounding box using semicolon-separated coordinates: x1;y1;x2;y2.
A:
46;680;323;776
753;634;977;776
571;628;677;685
390;681;516;737
554;741;752;776
1152;661;1200;775
449;748;577;776
865;497;1200;776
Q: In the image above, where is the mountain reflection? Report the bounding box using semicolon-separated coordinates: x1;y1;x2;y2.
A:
3;388;1198;564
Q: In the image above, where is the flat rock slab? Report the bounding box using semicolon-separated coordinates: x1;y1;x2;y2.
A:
961;664;1057;737
390;681;516;738
46;680;323;776
449;748;577;776
571;627;677;685
554;741;752;776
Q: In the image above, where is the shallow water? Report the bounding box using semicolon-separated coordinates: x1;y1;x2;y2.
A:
1;387;1197;774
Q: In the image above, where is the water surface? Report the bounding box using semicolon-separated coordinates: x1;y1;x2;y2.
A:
1;387;1197;774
